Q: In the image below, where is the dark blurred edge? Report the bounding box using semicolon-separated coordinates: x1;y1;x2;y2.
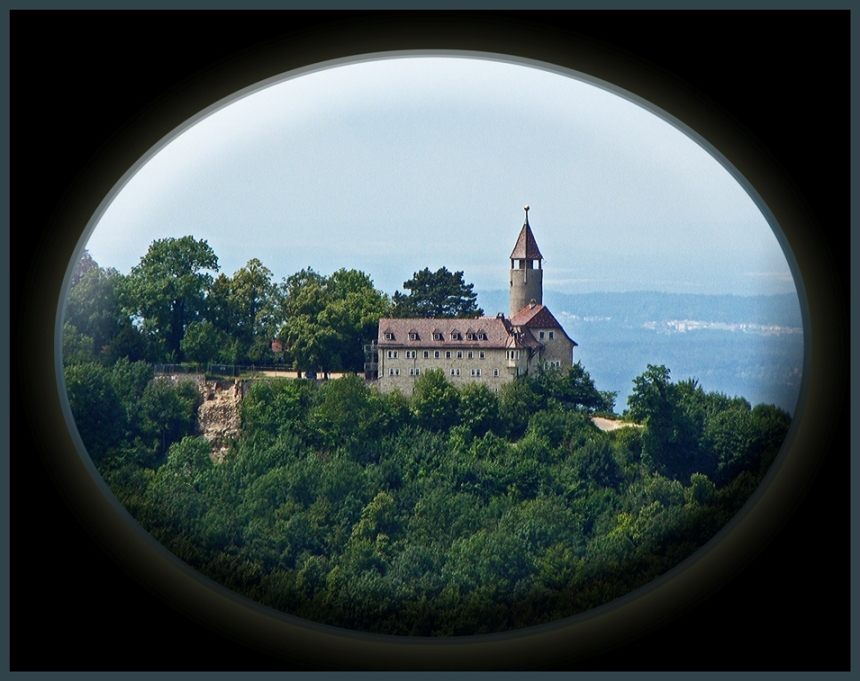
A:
11;10;849;672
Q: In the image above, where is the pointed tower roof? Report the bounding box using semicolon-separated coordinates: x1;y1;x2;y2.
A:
509;205;544;260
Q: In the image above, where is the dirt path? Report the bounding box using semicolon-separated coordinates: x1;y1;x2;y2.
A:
256;371;348;380
591;416;643;432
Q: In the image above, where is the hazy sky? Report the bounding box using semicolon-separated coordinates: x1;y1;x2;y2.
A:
83;55;796;297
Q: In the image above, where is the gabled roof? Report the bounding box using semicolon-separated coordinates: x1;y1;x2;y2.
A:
509;222;544;260
377;317;512;348
509;303;578;346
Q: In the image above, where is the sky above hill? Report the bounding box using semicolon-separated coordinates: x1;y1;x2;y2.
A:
83;55;797;298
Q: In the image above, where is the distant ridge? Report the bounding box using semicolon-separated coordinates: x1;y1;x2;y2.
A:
477;290;802;328
475;289;804;414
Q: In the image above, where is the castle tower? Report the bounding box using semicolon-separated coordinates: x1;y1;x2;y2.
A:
509;205;544;316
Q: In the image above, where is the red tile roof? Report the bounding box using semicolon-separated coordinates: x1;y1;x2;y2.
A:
509;303;578;346
509;223;544;260
377;316;512;348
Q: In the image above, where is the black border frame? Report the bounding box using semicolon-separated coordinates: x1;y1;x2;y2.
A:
12;10;850;672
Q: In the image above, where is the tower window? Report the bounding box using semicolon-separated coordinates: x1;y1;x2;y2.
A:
493;368;500;377
549;331;555;339
539;331;545;340
423;351;429;358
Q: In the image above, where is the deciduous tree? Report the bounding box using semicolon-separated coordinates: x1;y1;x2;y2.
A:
121;236;219;361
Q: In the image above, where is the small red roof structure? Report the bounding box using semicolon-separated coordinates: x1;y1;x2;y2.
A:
509;222;544;260
509;302;578;346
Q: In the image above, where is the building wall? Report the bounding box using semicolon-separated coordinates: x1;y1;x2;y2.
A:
530;328;575;368
377;347;513;395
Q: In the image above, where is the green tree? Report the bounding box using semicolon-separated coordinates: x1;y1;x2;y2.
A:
138;378;200;459
411;369;460;432
534;363;615;414
64;362;126;462
180;320;231;365
309;374;386;458
390;267;483;318
627;365;701;480
458;383;501;437
278;268;389;373
70;248;98;287
64;263;126;358
121;236;219;360
226;259;281;363
62;322;96;366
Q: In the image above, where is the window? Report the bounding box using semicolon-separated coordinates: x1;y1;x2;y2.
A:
506;350;520;360
539;331;545;340
470;368;482;377
450;368;461;376
445;351;452;359
409;332;419;341
434;350;440;359
466;333;474;341
384;332;394;340
479;351;485;359
433;332;443;341
544;360;561;369
409;368;421;376
451;332;461;341
423;351;429;359
493;368;500;377
387;350;398;359
456;351;463;359
477;333;486;340
549;331;555;340
467;351;473;359
405;350;416;359
388;368;400;376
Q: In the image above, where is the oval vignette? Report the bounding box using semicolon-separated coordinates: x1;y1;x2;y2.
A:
19;15;848;671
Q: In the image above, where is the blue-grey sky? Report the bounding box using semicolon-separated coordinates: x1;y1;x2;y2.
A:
84;55;796;298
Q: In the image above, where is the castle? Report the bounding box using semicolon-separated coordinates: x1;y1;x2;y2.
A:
371;207;577;394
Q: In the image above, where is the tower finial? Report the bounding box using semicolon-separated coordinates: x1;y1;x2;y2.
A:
524;204;530;225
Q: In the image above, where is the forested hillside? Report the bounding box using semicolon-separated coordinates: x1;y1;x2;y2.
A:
61;241;792;636
65;355;789;636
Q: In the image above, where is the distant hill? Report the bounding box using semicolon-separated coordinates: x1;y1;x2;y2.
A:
476;290;804;414
477;290;803;328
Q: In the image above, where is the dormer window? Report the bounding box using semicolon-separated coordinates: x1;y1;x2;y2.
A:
477;332;486;340
383;332;394;341
408;332;419;341
433;332;443;341
466;333;474;341
451;332;462;341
